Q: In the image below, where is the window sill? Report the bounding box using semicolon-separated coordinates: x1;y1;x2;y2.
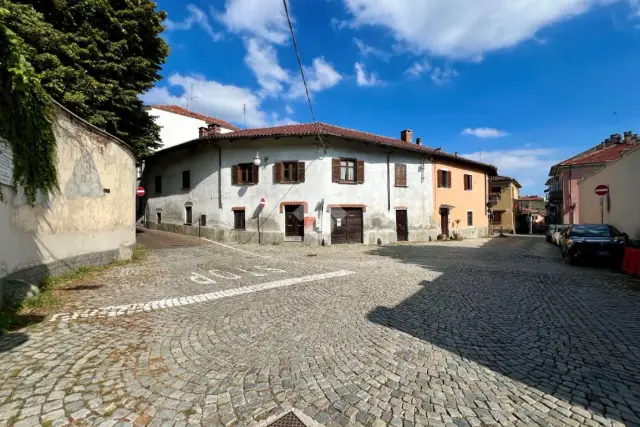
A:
280;180;301;184
335;181;358;185
394;185;408;188
437;186;451;189
235;183;256;186
184;223;192;226
233;228;246;231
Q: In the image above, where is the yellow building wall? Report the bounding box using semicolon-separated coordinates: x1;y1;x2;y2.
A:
433;161;489;238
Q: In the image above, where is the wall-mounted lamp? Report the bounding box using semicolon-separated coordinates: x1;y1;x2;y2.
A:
253;152;268;167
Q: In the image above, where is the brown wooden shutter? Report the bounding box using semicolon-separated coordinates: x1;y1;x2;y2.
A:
400;164;407;186
332;158;340;182
447;171;452;188
252;164;259;184
274;162;283;184
356;160;365;184
395;164;401;186
437;170;442;187
298;162;305;182
231;165;239;185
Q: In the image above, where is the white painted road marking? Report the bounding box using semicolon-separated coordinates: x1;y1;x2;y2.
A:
188;266;288;284
50;270;355;322
201;238;269;258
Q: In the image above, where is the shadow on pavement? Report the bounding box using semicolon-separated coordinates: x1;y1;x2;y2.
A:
0;331;29;353
366;239;640;425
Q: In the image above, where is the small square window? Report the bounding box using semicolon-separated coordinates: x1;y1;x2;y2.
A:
340;160;356;182
283;161;299;182
156;212;162;224
438;170;451;188
234;210;246;230
200;215;206;227
467;211;473;227
239;164;254;184
182;170;191;189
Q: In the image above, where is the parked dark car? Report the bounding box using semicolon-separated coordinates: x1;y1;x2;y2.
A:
560;224;628;265
546;225;557;243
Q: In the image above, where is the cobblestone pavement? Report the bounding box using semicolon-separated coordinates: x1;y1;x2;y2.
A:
1;234;640;427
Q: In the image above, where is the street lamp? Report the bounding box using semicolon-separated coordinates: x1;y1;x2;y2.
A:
253;152;261;166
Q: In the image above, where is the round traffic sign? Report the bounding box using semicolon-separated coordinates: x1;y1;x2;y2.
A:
260;197;266;207
136;186;145;197
595;185;608;196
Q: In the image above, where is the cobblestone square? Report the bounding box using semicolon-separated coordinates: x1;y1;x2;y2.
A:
1;233;639;427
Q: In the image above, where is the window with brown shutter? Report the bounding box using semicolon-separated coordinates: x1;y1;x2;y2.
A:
231;165;239;185
274;162;283;183
395;164;407;187
283;161;298;182
437;170;451;188
234;163;258;184
464;174;473;190
356;160;365;184
297;162;305;182
332;158;341;182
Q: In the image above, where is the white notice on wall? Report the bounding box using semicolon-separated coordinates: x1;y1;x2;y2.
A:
0;137;14;186
336;218;342;227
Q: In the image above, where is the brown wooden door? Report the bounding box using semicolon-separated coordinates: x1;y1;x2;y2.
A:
440;208;449;236
331;208;363;244
285;205;304;238
396;210;408;241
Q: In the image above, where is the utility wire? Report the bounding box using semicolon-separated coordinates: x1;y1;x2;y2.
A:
282;0;327;154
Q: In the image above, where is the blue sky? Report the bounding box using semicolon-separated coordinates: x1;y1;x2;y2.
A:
143;0;640;195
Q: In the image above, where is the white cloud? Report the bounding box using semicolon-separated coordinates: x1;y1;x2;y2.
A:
165;4;222;41
285;105;294;115
462;148;559;192
462;127;509;138
217;0;289;44
405;60;431;77
341;0;625;59
354;62;385;86
353;38;391;60
430;66;459;85
142;73;268;128
288;58;343;99
244;38;290;97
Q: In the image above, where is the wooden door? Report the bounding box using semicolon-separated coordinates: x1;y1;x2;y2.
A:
285;205;304;239
440;208;449;237
396;210;408;241
331;208;363;244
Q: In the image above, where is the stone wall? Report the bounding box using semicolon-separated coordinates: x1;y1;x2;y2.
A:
0;103;136;307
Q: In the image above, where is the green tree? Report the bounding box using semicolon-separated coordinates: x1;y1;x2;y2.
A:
2;0;169;157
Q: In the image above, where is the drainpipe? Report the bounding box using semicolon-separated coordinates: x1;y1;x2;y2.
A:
387;152;391;211
568;165;572;224
218;145;223;209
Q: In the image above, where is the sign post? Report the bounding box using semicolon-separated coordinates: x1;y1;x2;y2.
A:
258;198;266;244
595;185;609;224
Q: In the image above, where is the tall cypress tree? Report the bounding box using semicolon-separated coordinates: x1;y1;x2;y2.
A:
2;0;169;157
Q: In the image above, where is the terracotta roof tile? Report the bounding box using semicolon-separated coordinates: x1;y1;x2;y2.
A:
148;105;240;130
559;142;637;166
202;122;497;174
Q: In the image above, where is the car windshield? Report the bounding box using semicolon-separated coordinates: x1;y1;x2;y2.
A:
571;225;612;237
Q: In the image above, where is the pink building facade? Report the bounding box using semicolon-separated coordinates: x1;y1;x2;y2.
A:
559;166;601;225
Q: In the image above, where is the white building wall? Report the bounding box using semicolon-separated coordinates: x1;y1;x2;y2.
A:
148;108;234;151
578;147;640;239
142;136;437;244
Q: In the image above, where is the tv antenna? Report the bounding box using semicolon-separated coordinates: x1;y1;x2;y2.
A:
183;84;197;110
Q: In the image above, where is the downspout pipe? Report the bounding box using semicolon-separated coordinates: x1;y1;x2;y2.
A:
387;152;391;211
218;144;223;209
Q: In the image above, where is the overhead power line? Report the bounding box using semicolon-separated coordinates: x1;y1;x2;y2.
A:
282;0;327;153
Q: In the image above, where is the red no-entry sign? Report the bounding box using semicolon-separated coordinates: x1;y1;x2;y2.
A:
136;187;145;197
595;185;609;196
260;197;266;208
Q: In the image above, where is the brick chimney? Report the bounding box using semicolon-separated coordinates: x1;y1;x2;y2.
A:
610;134;622;144
454;152;459;157
199;127;207;138
208;123;222;135
416;137;422;145
400;129;412;143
